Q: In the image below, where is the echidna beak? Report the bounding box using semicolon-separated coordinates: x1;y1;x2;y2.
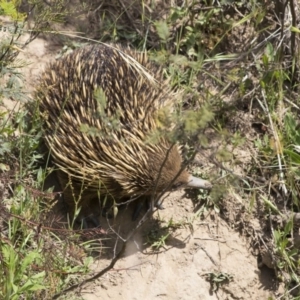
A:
187;175;212;190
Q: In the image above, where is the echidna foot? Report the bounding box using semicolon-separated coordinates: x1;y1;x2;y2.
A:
154;199;164;210
132;199;164;221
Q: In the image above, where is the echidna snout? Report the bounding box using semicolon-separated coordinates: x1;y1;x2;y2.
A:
141;145;211;194
186;175;212;190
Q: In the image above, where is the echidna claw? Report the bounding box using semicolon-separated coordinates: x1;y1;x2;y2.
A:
132;199;164;221
155;202;164;210
132;202;144;221
78;214;101;229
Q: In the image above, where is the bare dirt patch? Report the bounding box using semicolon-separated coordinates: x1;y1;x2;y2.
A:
80;194;276;300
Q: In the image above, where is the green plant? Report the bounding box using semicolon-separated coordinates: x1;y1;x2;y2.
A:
146;228;171;250
204;271;233;292
0;0;26;21
0;239;46;299
0;3;99;298
273;220;300;284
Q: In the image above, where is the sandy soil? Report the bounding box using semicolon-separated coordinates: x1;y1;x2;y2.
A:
80;194;275;300
16;35;277;300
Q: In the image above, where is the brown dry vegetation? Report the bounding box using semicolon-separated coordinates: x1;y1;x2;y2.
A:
1;0;300;299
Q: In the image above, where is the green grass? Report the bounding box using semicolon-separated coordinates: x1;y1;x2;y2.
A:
0;2;97;299
0;105;96;299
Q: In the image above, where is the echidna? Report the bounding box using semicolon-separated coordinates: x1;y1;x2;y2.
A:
35;44;211;223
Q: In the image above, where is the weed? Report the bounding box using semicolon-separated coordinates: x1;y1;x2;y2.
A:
203;271;233;293
0;2;98;299
146;228;171;251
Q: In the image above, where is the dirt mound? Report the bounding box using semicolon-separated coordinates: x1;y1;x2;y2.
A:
81;192;275;300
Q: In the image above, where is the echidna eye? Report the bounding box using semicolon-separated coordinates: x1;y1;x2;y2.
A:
172;182;184;190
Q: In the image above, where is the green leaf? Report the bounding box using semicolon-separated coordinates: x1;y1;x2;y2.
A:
19;276;45;292
20;251;41;274
284;149;300;164
169;54;188;66
0;0;26;21
31;270;46;280
262;196;282;215
155;20;170;43
291;26;300;33
28;283;46;291
0;141;11;155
